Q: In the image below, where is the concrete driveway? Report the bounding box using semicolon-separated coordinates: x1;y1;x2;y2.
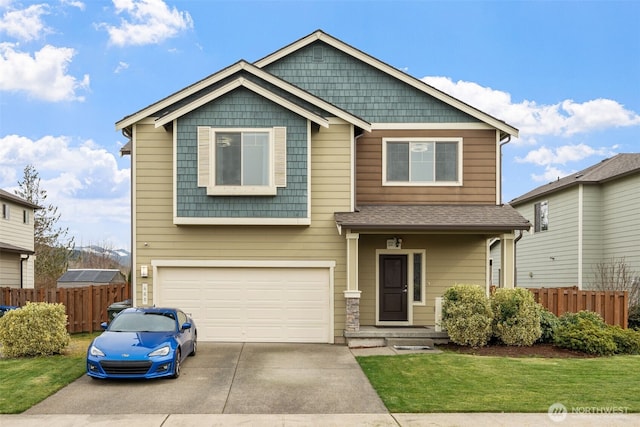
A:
25;343;387;415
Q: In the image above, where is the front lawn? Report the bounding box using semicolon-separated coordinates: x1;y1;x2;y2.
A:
357;352;640;413
0;333;95;414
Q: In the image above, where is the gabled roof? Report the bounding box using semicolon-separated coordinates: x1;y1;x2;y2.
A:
116;30;518;139
335;204;531;233
255;30;518;139
0;189;41;210
510;153;640;206
116;60;371;132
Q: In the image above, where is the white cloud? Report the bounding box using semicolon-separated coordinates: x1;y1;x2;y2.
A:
531;165;570;183
61;0;85;10
114;60;129;73
0;134;130;195
515;143;610;166
0;3;50;41
0;43;90;101
422;76;640;141
0;134;131;248
100;0;194;47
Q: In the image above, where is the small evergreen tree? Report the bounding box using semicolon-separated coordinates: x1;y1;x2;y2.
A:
15;164;75;289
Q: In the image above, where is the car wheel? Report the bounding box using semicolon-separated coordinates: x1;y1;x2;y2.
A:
172;349;181;379
189;338;197;357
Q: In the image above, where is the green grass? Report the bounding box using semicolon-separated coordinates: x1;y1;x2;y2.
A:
357;352;640;413
0;333;96;414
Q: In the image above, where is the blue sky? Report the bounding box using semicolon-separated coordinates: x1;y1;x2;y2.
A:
1;0;639;251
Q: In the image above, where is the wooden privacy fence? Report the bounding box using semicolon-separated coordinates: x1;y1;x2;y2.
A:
530;287;628;328
1;284;131;333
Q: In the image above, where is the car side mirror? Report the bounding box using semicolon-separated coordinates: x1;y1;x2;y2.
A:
181;322;192;330
100;322;108;330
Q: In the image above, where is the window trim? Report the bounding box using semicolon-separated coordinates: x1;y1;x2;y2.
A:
1;203;8;220
534;200;549;233
382;137;463;186
198;127;287;196
211;128;274;196
23;209;29;224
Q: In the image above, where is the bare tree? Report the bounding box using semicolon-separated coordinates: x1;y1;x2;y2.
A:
15;165;75;289
591;257;639;307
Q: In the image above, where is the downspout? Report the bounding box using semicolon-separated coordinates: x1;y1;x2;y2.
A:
499;133;515;285
353;129;365;212
513;230;524;286
20;254;29;289
498;134;511;205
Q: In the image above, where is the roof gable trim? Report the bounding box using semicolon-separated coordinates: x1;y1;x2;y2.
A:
254;30;518;138
154;77;330;128
116;61;246;131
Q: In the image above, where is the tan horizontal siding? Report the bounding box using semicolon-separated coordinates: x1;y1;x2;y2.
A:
356;129;497;204
133;121;354;338
358;234;487;326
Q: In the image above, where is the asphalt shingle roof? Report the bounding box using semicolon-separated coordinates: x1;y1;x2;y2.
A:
335;204;531;232
510;153;640;206
57;270;125;284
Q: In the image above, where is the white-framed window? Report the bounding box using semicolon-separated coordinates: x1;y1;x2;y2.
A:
382;137;462;186
412;252;425;304
1;203;8;220
197;127;286;196
23;209;29;224
534;200;548;232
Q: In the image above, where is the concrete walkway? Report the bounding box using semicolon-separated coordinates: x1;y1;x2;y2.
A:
2;412;640;426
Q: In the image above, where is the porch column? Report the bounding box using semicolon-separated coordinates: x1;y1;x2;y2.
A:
344;232;361;332
500;233;515;288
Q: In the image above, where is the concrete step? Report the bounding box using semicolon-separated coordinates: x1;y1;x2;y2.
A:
385;337;435;348
346;337;386;349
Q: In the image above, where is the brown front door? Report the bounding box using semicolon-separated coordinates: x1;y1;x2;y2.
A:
379;254;408;322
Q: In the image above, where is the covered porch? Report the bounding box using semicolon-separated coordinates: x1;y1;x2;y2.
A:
335;204;531;339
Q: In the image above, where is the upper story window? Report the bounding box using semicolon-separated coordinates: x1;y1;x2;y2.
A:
215;131;269;186
23;209;29;224
197;127;287;196
2;203;8;220
534;200;548;232
383;138;462;186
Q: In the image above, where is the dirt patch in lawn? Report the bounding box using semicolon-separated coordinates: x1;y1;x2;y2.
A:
436;343;597;358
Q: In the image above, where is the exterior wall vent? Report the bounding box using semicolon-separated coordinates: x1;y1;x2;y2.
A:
313;46;324;62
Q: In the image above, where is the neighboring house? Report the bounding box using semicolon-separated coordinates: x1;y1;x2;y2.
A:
117;30;530;343
0;189;39;289
503;154;640;289
57;269;127;288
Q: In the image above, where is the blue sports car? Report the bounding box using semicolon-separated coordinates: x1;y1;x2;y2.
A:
86;307;197;379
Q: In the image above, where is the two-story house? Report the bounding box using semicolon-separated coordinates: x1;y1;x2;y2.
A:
0;189;39;289
117;30;530;343
506;153;640;290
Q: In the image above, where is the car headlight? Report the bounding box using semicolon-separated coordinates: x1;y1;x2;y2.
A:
148;346;170;357
89;345;105;357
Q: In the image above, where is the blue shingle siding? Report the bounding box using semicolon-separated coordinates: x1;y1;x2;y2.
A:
263;41;479;124
176;88;308;218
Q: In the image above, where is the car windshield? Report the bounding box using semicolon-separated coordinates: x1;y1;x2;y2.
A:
109;312;177;332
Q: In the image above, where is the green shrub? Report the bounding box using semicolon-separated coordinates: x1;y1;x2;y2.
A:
554;311;616;356
628;304;640;330
0;302;70;358
491;288;542;346
610;326;640;355
441;284;493;347
558;310;607;328
537;308;559;344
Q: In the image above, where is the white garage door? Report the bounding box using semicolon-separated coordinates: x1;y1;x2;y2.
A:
155;266;332;343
